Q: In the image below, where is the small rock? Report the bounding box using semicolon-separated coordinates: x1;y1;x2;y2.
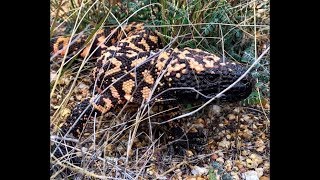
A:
217;152;224;157
242;150;249;156
260;176;269;180
52;105;60;110
191;166;208;176
51;98;58;104
227;114;236;120
218;139;230;148
242;170;259;180
242;115;251;121
225;163;232;172
233;107;241;114
263;161;270;172
250;154;263;165
255;139;265;152
146;164;156;176
76;94;83;101
78;82;89;89
190;127;199;133
252;124;257;129
210;105;221;115
50;71;57;82
246;158;254;168
236;163;243;169
211;153;218;160
216;157;224;164
60;108;71;118
196;118;205;125
226;134;231;139
232;166;239;171
231;172;240;180
81;147;88;153
186;150;194;157
255;168;264;178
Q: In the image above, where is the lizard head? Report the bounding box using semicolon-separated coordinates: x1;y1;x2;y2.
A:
159;48;254;103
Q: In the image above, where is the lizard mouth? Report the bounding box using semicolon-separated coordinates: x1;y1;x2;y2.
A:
198;76;253;102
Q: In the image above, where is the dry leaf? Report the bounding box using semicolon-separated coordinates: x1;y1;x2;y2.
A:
218;138;231;148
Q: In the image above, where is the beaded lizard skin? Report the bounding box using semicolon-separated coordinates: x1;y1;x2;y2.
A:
50;22;253;162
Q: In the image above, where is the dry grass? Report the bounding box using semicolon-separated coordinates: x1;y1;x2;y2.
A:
50;0;270;179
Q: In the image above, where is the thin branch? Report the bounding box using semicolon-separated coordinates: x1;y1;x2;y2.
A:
153;46;270;125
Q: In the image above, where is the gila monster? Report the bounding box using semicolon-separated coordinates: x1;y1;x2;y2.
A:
50;22;253;160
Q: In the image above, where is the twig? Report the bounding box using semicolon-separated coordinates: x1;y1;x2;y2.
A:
153;46;270;125
52;156;121;179
159;160;186;177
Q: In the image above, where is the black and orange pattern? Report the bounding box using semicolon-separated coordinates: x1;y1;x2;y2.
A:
51;22;253;139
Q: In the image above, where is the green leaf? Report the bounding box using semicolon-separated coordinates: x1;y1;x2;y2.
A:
208;169;217;180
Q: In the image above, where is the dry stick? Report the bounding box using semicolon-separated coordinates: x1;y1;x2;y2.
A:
159;160;187;177
52;8;123;124
183;10;209;49
228;0;257;11
215;15;267;45
51;139;128;173
52;156;119;180
50;0;98;98
119;31;182;156
243;106;265;114
76;126;126;162
145;22;268;28
153;46;270;125
134;135;163;179
252;0;270;128
135;134;162;167
254;0;257;61
219;24;225;63
188;152;219;163
79;9;136;95
52;3;125;146
147;105;154;147
101;29;180;165
125;99;154;165
51;1;105;123
50;31;85;61
91;2;162;95
123;27;183;163
50;166;66;179
51;135;79;143
78;3;164;114
252;0;269;128
50;33;95;125
52;6;82;33
93;112;97;151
